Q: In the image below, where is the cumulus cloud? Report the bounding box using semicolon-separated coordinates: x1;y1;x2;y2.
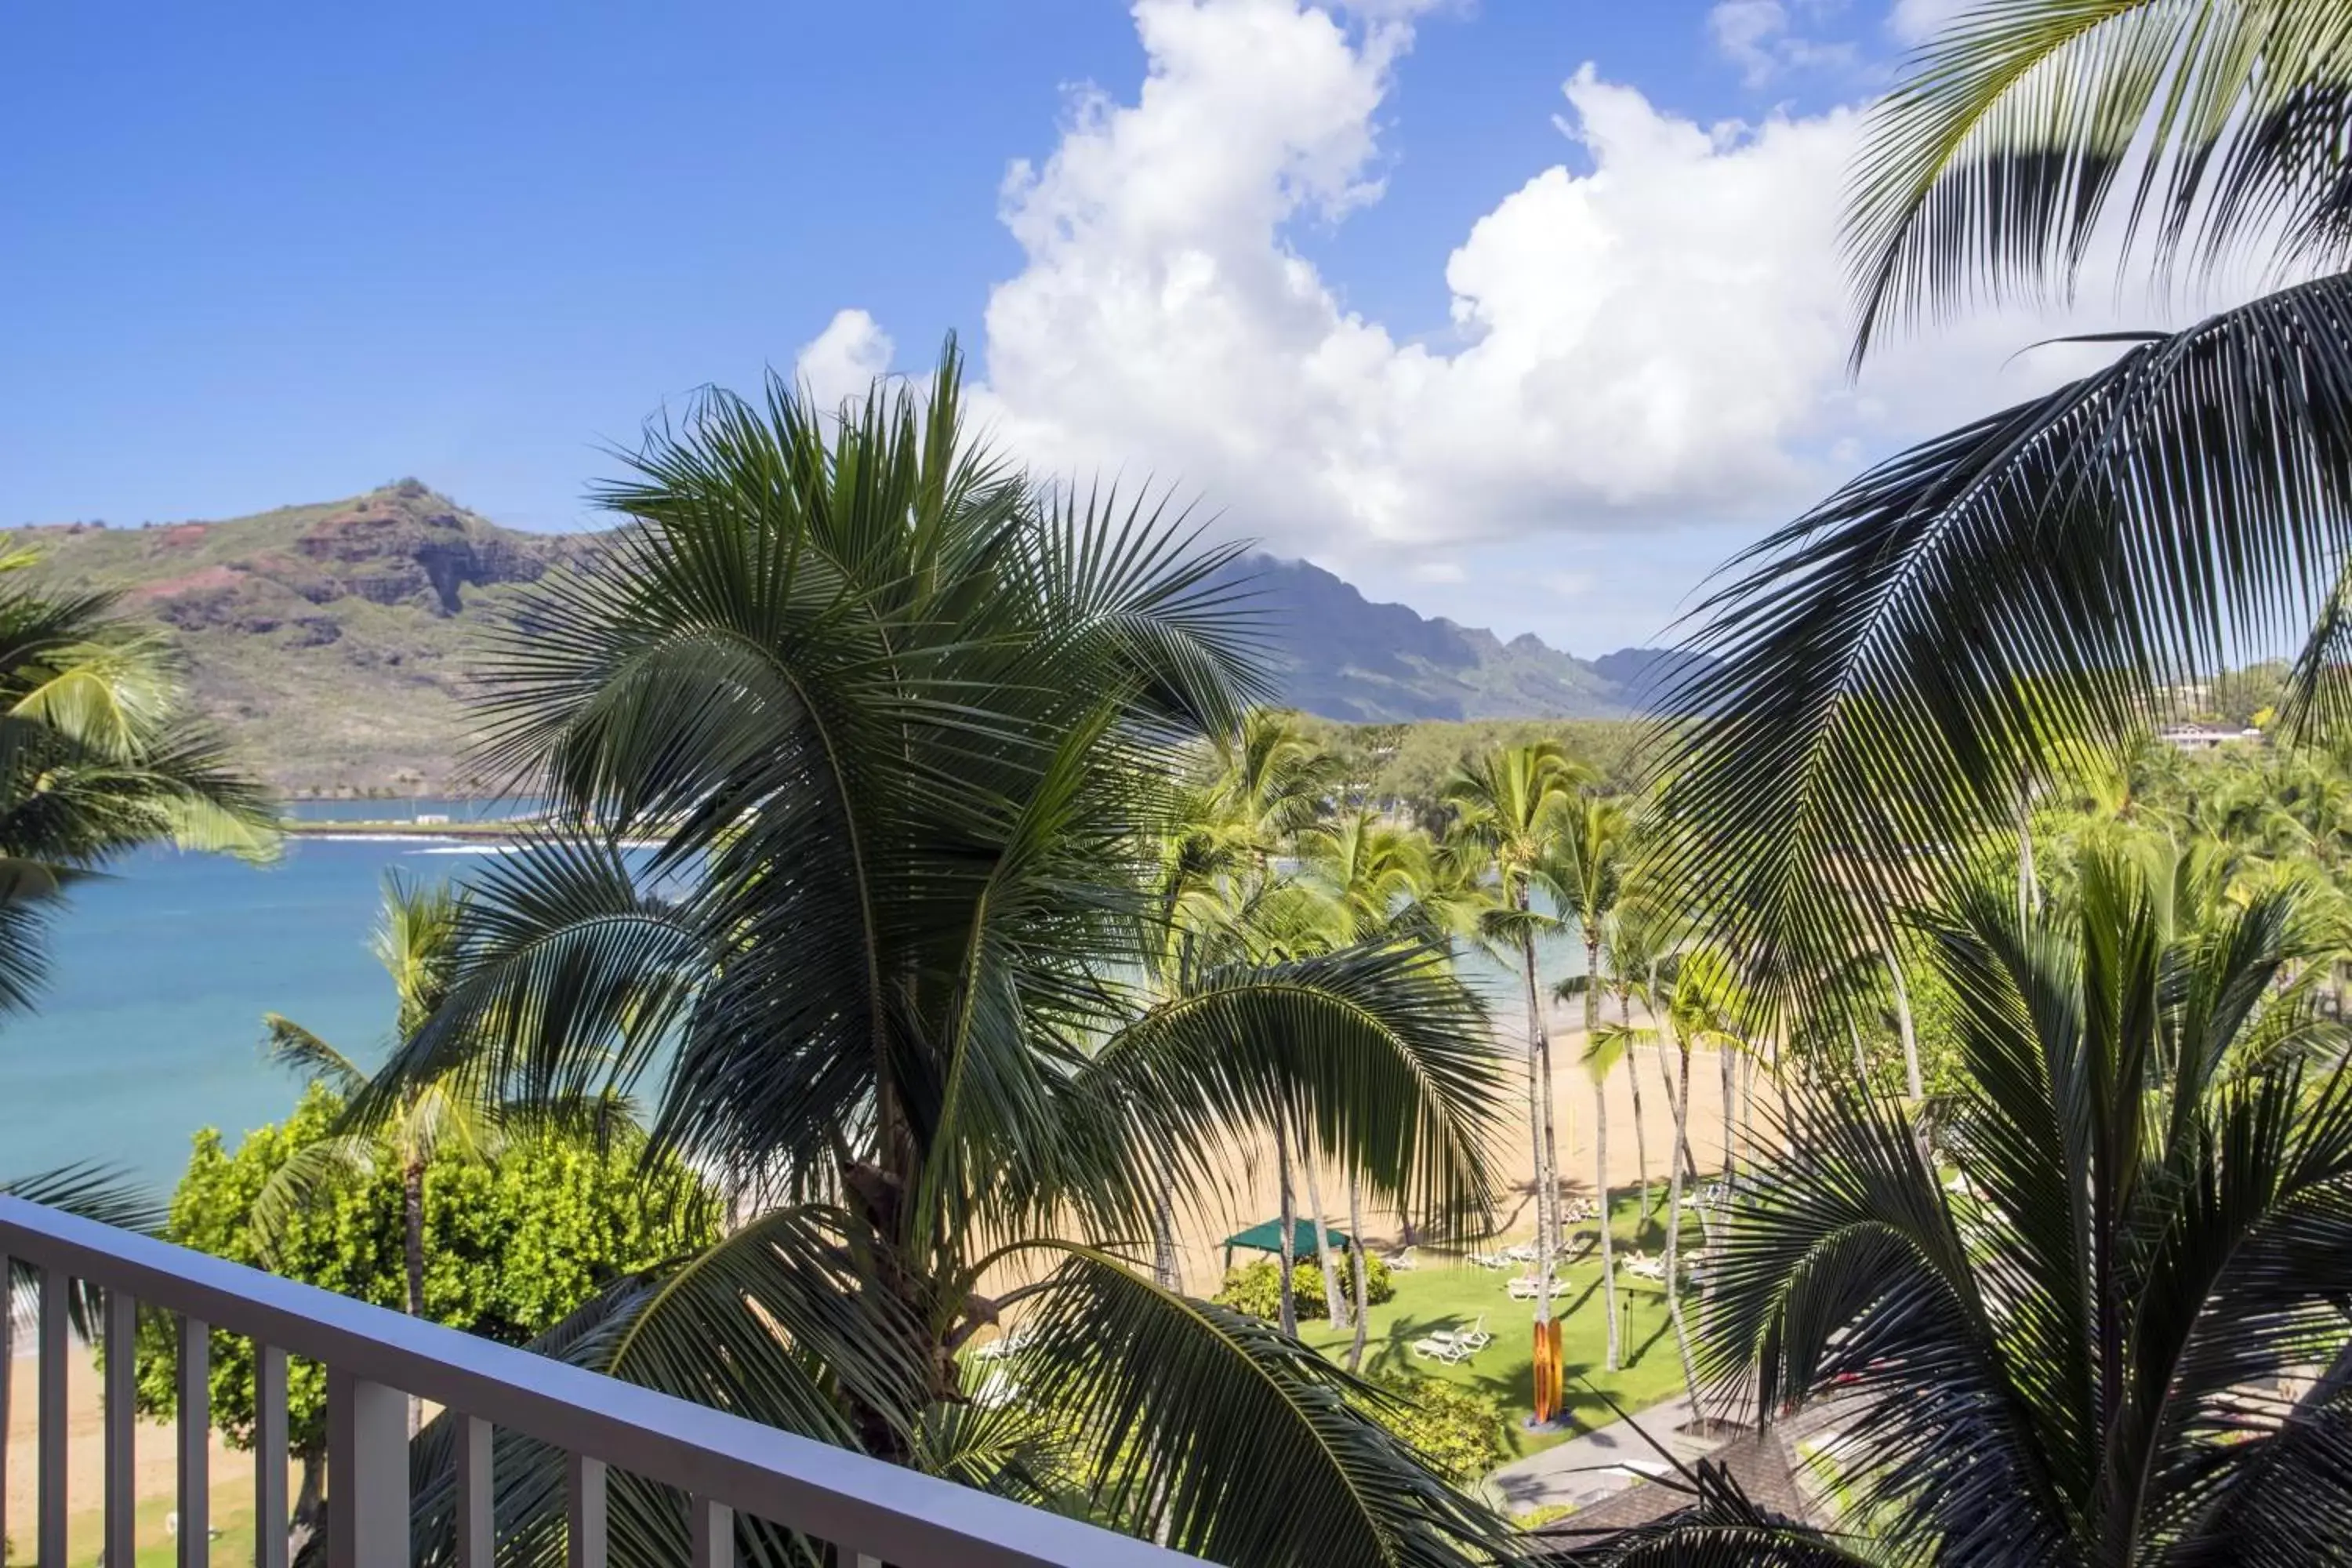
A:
1886;0;1970;45
816;0;2263;622
794;308;895;412
1708;0;1858;87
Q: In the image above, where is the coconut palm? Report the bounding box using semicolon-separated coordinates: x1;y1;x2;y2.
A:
0;538;275;1320
1653;0;2352;1025
1442;744;1591;1376
253;874;489;1323
1544;791;1632;1370
1687;850;2352;1562
1299;808;1439;1367
0;538;274;1009
1202;710;1356;1327
1599;922;1745;1415
371;344;1513;1566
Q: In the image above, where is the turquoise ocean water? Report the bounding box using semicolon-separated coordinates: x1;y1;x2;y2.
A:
0;804;1580;1194
0;803;528;1188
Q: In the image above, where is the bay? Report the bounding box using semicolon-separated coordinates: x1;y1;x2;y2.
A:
0;800;1589;1196
0;801;527;1189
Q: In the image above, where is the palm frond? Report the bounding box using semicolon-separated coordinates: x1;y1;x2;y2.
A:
1847;0;2352;357
408;1207;924;1568
1011;1244;1515;1567
1072;939;1507;1242
1653;270;2352;1029
3;1165;160;1336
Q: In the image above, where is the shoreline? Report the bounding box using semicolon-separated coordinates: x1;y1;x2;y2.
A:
281;818;528;841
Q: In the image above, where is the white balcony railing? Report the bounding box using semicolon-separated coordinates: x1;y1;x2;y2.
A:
0;1196;1207;1567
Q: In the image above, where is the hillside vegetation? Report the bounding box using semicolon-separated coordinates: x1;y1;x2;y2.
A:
23;482;583;793
23;481;1671;792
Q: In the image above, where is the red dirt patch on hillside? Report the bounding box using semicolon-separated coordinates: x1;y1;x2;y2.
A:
125;564;242;601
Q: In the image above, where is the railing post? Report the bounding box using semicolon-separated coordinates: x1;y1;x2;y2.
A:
256;1342;290;1568
689;1496;733;1568
0;1251;9;1562
107;1288;138;1565
328;1369;408;1568
457;1414;494;1568
568;1452;608;1568
179;1314;211;1566
39;1266;68;1568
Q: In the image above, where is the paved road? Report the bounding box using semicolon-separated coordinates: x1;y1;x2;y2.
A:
1483;1394;1729;1516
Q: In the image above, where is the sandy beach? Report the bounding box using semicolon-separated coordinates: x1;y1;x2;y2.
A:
1152;998;1760;1294
6;995;1761;1552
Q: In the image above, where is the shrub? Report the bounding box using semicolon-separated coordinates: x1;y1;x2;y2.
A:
1211;1253;1394;1321
1356;1374;1512;1486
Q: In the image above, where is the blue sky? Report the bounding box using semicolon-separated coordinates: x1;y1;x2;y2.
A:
5;0;2136;653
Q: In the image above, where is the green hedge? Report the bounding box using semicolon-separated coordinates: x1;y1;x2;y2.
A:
1211;1254;1396;1321
1356;1374;1512;1485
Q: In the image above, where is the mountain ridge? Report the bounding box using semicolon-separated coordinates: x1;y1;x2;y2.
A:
21;483;1672;790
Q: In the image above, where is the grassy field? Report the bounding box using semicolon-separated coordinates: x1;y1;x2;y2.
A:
3;1487;257;1567
1298;1190;1702;1459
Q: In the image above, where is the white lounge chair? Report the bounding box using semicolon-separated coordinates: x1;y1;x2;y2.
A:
1411;1332;1466;1363
1501;1242;1539;1265
1506;1272;1566;1300
1385;1246;1419;1270
973;1368;1022;1409
1467;1250;1512;1270
971;1327;1034;1361
1454;1312;1491;1352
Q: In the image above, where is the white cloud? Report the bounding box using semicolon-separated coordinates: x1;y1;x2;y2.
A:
794;309;895;412
1886;0;1969;45
818;0;2274;641
1709;0;1858;87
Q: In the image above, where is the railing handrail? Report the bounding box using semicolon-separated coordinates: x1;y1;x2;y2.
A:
0;1196;1203;1567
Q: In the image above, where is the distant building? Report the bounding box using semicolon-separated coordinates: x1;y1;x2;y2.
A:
2157;724;2263;752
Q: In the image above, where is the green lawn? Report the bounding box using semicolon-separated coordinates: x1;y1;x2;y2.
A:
4;1486;257;1568
1297;1192;1703;1458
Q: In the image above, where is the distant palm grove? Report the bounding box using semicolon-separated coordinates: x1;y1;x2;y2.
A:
7;2;2352;1565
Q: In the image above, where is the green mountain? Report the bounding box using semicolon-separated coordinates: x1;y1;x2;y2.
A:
22;482;1662;792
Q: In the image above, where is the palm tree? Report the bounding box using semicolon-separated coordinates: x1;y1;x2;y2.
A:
1690;851;2352;1561
1602;916;1744;1416
0;538;274;1008
373;344;1514;1566
253;873;516;1436
1200;708;1350;1329
1653;0;2352;1023
1545;791;1632;1370
1299;808;1439;1367
254;875;485;1321
0;538;275;1320
1442;743;1590;1375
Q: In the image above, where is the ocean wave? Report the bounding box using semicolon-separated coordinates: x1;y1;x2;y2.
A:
300;833;467;845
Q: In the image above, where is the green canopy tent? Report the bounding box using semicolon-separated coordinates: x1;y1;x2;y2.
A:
1221;1217;1353;1273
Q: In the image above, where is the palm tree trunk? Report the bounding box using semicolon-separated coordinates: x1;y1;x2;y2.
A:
1152;1168;1181;1294
1274;1116;1298;1338
1303;1155;1346;1326
403;1156;427;1436
1886;938;1922;1102
2017;783;2038;924
289;1443;326;1560
1622;988;1651;1225
1658;1038;1699;1181
1719;1045;1736;1185
1519;921;1557;1326
1664;1029;1704;1423
1346;1176;1370;1372
1588;942;1618;1371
